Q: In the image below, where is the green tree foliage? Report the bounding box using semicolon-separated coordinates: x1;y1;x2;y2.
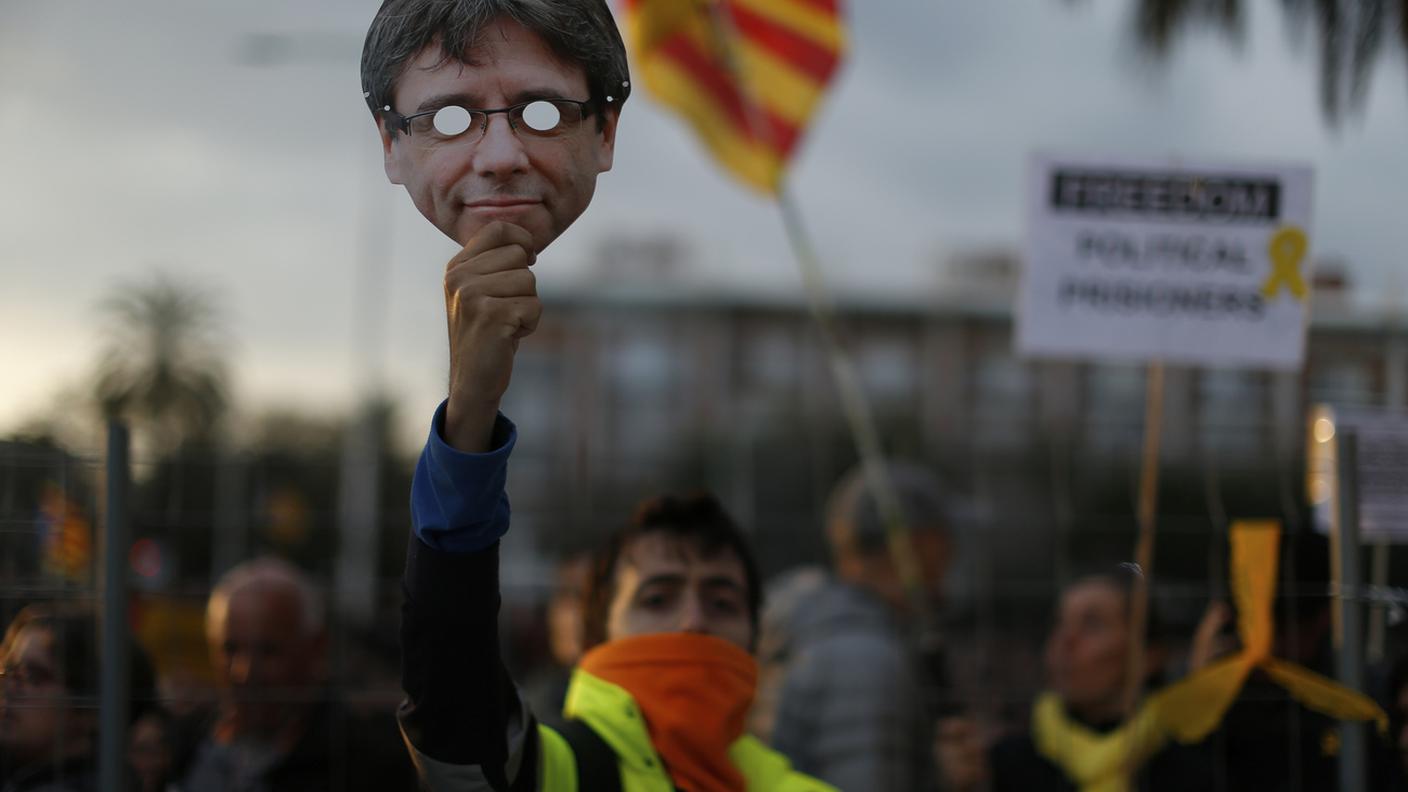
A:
1109;0;1408;124
93;273;228;453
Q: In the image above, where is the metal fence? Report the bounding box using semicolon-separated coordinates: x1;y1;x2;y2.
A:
3;299;1407;790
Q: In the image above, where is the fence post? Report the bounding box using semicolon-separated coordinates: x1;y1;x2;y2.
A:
99;421;131;792
1335;430;1365;792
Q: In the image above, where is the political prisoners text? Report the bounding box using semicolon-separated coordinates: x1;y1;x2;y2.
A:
1049;168;1284;320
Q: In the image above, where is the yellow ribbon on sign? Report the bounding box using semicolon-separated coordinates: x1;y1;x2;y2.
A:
1032;521;1387;792
1261;226;1310;301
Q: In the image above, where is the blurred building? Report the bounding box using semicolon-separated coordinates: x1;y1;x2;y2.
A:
499;246;1408;626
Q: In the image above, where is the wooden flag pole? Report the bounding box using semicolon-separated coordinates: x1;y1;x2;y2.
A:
1123;361;1166;715
704;4;929;620
777;188;928;618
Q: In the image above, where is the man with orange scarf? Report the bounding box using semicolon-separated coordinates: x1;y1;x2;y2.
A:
399;483;836;791
362;0;837;788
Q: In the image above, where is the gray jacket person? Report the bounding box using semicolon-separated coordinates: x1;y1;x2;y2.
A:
766;462;955;791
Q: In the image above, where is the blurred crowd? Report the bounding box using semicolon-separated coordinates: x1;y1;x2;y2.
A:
0;558;414;792
3;462;1408;791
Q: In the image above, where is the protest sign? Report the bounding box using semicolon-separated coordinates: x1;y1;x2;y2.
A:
1017;154;1314;369
1310;405;1408;542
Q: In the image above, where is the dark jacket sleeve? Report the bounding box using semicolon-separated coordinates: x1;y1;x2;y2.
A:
988;734;1076;792
397;406;538;792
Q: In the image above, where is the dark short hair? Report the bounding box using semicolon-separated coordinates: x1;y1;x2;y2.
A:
1064;564;1167;647
361;0;631;132
825;461;952;555
582;492;762;651
1;601;157;725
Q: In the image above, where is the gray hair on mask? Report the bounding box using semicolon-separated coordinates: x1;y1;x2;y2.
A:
361;0;631;131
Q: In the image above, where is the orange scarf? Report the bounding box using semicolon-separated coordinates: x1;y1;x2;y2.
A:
578;633;757;792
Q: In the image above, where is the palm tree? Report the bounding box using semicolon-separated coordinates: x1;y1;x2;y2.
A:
1119;0;1407;125
1134;0;1245;57
93;272;228;453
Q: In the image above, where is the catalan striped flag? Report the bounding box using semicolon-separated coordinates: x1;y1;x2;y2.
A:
623;0;846;193
39;483;93;583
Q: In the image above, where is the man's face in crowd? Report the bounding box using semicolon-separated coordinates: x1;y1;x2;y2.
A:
0;626;70;763
208;585;325;737
1044;580;1130;720
379;17;619;253
128;712;173;792
605;533;753;651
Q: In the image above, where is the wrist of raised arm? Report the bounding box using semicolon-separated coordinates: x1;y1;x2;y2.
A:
444;396;504;454
411;400;517;553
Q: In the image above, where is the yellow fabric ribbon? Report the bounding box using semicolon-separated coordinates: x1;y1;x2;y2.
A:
1260;227;1310;301
1033;521;1386;792
1032;692;1169;792
1155;520;1386;743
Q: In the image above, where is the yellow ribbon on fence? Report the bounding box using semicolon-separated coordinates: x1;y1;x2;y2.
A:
1033;521;1386;792
1155;520;1386;742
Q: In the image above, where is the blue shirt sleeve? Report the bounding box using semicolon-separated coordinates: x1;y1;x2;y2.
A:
410;400;517;553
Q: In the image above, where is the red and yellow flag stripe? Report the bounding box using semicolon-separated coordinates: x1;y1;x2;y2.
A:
623;0;846;193
40;483;92;583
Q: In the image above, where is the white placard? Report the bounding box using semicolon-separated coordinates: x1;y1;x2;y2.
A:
1016;154;1314;370
1310;405;1408;542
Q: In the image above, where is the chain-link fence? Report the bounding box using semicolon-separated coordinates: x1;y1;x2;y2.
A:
3;294;1406;790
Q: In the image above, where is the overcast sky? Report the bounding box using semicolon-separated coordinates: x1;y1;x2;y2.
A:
3;0;1407;444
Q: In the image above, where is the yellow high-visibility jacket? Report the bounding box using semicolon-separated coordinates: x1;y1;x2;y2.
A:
398;534;837;792
534;670;839;792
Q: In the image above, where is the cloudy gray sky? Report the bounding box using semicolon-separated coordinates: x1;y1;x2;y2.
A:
3;0;1406;442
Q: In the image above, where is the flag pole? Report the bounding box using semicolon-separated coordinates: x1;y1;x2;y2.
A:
777;187;928;618
1122;360;1165;715
702;3;929;619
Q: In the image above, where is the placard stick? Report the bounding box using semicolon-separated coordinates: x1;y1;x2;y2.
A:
1330;420;1345;650
1123;361;1166;715
1334;431;1367;792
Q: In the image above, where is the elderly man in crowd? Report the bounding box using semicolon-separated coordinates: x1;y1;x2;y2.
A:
178;557;412;791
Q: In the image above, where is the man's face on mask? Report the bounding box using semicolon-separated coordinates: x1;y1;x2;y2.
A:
379;17;619;253
605;533;754;651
